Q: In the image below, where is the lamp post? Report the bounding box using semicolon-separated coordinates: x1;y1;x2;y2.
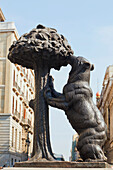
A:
26;132;30;160
24;124;30;160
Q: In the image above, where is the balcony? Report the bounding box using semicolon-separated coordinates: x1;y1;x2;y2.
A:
29;125;33;134
22;68;25;74
20;90;24;100
12;110;20;122
28;119;31;126
20;68;34;93
13;82;20;96
25;74;28;80
13;81;27;102
20;117;30;128
29;87;34;94
23;97;29;108
31;84;34;91
26;82;30;87
20;116;26;126
28;79;31;85
15;64;20;71
13;81;33;109
29;107;34;114
20;117;33;133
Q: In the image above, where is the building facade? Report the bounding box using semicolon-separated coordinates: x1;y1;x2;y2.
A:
0;9;34;167
97;65;113;163
70;134;80;161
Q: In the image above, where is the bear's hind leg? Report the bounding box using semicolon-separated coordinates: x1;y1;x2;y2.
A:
79;144;107;162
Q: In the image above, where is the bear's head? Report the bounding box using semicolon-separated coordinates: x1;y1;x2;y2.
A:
69;56;94;72
68;56;94;83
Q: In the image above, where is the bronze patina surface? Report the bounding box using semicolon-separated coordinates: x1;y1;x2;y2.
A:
8;25;107;163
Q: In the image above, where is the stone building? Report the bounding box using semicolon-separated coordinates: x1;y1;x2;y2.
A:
97;65;113;163
0;9;34;167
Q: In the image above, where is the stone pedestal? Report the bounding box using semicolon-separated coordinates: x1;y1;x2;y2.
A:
14;161;111;168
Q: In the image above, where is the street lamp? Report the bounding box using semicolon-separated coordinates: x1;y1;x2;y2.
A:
24;125;30;160
26;132;30;160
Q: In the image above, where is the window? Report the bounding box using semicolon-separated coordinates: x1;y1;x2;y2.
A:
12;96;14;114
19;104;21;119
15;129;17;150
12;127;14;147
13;70;15;86
16;100;17;112
23;85;25;94
29;75;31;84
19;132;21;150
108;107;110;131
26;90;28;100
0;60;6;85
23;108;26;119
16;74;18;83
29;94;30;101
26;70;28;79
0;34;7;57
11;158;13;166
0;88;5;113
20;79;22;89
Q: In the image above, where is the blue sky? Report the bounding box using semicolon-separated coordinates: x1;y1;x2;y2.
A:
1;0;113;160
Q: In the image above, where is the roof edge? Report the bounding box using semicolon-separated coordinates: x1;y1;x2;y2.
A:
0;8;5;22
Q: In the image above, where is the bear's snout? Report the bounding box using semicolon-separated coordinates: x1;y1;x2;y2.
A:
91;64;94;71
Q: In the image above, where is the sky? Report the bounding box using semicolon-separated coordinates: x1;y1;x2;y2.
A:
1;0;113;161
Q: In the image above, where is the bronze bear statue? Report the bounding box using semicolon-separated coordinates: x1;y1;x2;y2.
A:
44;56;107;162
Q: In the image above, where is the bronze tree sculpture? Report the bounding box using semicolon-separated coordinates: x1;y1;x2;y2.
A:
8;24;73;161
44;56;107;162
8;24;107;162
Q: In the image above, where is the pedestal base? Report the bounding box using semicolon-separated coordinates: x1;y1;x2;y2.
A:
14;161;111;168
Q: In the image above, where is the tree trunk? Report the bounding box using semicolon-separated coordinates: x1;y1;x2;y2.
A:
30;60;55;161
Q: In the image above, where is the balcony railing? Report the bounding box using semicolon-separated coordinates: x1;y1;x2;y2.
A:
21;116;32;128
13;81;34;110
14;82;29;103
28;79;30;85
26;74;28;80
22;116;26;123
31;84;34;91
28;119;31;126
14;82;21;93
15;110;21;119
24;97;29;106
20;91;24;98
12;110;20;122
29;125;33;134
